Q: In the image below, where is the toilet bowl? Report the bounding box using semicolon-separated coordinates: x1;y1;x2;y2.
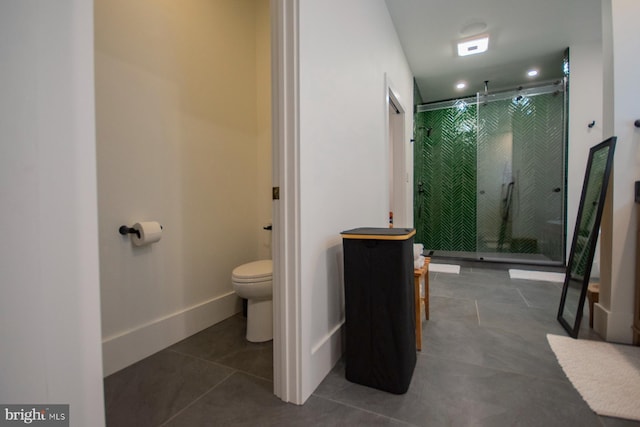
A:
232;260;273;342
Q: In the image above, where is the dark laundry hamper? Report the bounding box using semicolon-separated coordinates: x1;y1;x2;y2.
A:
341;227;416;394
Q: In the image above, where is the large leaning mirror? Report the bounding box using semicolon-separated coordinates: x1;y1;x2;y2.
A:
558;136;617;338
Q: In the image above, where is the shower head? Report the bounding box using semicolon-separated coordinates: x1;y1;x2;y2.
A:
481;80;490;106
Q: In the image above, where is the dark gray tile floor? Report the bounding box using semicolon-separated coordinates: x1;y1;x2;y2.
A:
104;267;640;426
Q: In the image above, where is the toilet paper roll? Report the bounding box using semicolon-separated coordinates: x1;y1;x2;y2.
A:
413;243;424;260
132;221;162;246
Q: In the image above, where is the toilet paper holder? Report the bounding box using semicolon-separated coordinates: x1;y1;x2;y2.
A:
119;225;141;238
119;224;163;238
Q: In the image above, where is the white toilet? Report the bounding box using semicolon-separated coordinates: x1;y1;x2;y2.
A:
232;259;273;342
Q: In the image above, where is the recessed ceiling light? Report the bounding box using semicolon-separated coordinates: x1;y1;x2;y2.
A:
456;82;467;90
459;21;488;37
527;69;539;77
457;36;489;57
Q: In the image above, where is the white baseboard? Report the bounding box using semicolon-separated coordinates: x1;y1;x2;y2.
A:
593;302;634;344
102;292;241;376
305;321;344;401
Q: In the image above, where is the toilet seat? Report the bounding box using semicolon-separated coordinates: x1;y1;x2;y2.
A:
233;276;271;284
232;260;272;282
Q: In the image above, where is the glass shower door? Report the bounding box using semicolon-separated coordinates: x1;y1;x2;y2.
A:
475;87;566;264
413;101;477;254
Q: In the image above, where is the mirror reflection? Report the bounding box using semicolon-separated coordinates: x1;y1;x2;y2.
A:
558;137;616;338
571;147;610;278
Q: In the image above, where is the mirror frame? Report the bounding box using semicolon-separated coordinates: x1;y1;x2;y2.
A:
558;136;617;338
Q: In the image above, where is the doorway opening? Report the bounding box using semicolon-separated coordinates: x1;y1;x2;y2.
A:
387;78;409;228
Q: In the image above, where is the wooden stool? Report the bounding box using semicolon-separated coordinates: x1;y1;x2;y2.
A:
413;257;430;351
587;283;599;328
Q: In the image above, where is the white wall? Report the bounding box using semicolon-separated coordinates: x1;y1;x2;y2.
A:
596;0;640;343
96;0;272;375
567;42;604;272
256;0;273;258
0;1;105;425
297;0;414;401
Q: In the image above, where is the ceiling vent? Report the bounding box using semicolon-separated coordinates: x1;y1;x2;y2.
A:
457;36;489;57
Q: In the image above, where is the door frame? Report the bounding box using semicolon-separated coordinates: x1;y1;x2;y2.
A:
271;0;303;404
270;2;414;403
385;74;410;228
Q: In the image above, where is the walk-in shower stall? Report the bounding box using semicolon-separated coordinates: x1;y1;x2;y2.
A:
414;81;567;265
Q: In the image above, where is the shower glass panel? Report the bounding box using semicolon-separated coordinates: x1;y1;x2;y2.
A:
476;85;566;263
414;82;566;265
414;101;477;252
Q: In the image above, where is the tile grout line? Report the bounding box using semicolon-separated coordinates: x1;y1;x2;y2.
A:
167;347;274;383
312;394;417;427
166;347;232;370
236;368;275;384
158;370;236;426
517;288;532;307
417;351;574;387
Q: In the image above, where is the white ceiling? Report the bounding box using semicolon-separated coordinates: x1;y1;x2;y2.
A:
385;0;602;103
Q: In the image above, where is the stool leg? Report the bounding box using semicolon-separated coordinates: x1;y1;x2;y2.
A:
424;258;430;321
586;284;600;329
414;274;421;351
587;288;600;329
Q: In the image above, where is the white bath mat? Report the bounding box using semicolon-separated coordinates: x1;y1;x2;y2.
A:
547;334;640;421
429;263;460;274
509;269;564;282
